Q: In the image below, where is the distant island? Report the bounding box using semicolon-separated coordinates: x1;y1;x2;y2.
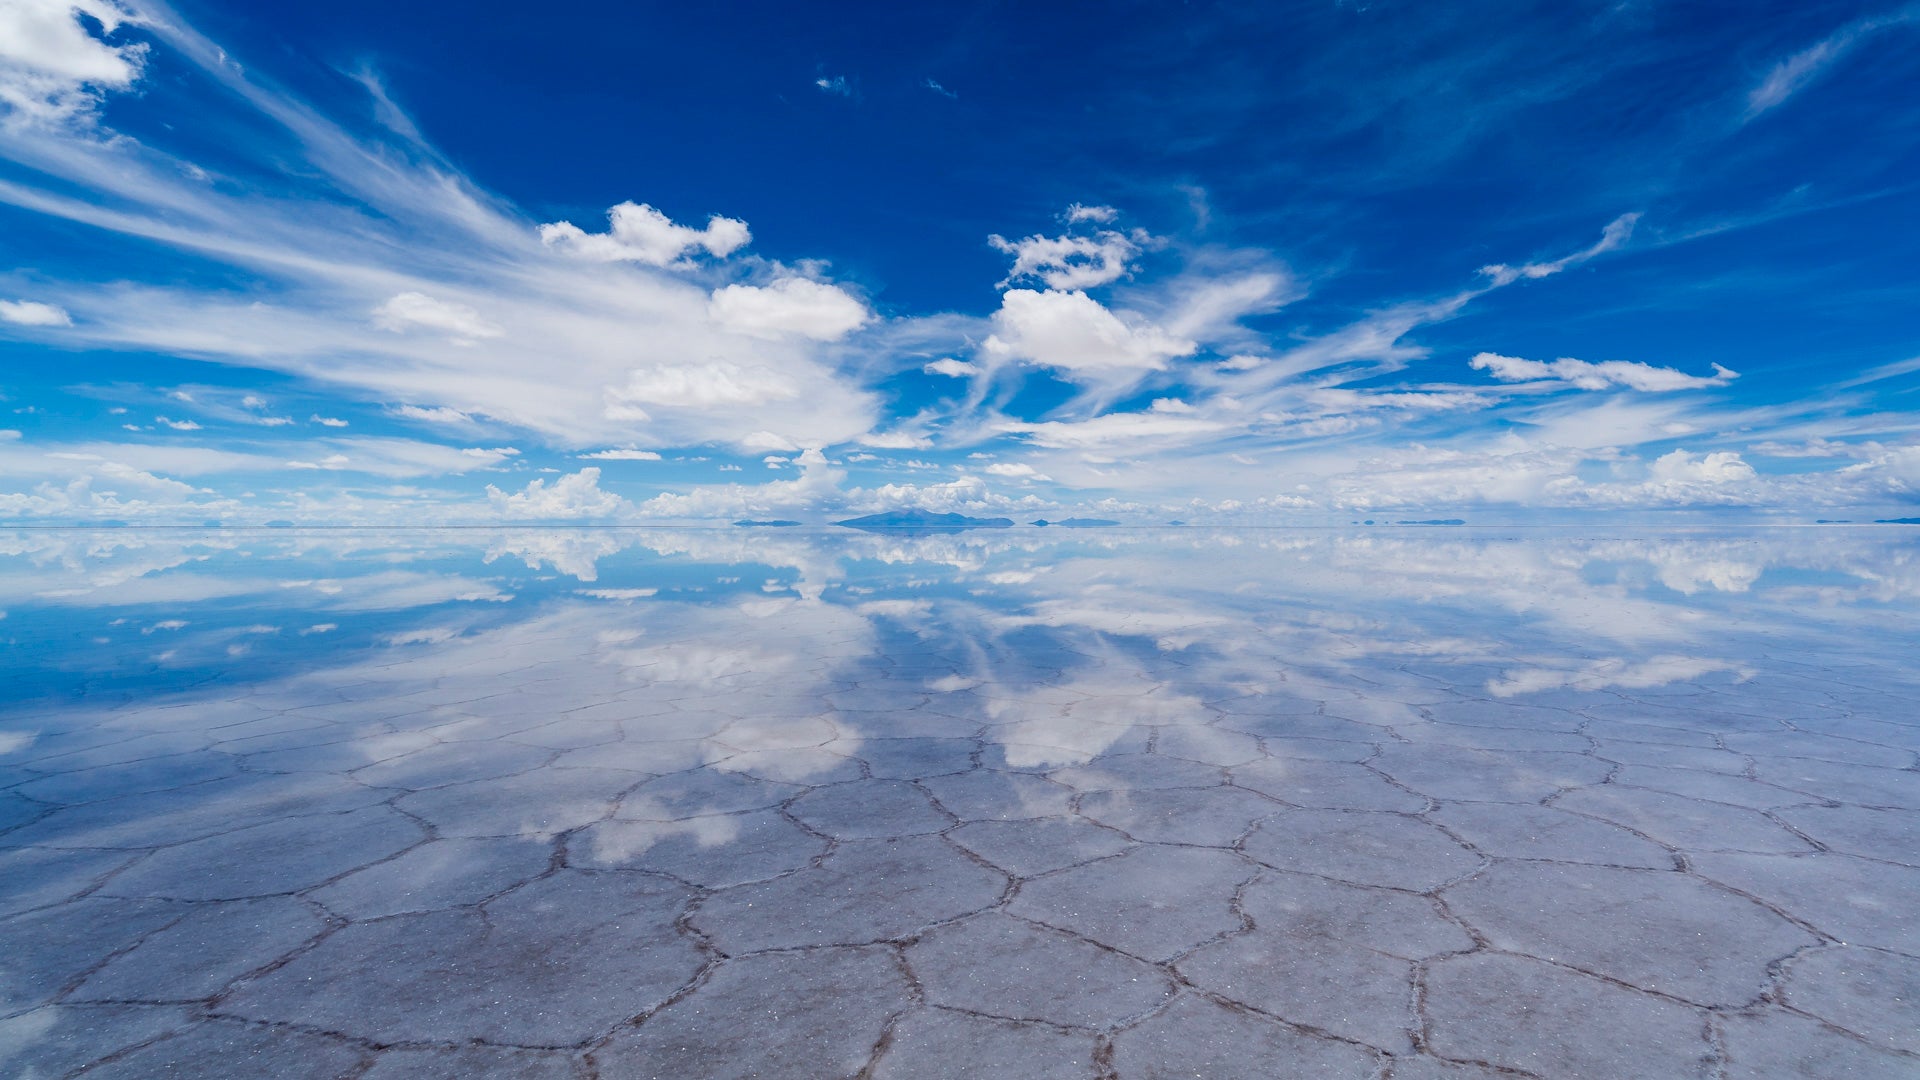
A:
732;519;802;527
834;509;1015;532
1030;518;1120;527
1875;518;1920;525
1395;519;1466;526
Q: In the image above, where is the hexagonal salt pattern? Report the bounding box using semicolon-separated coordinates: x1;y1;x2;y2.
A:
2;526;1918;1078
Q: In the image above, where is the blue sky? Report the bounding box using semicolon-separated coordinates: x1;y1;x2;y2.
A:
1;0;1918;522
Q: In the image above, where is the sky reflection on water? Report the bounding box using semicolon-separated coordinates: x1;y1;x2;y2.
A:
5;526;1916;718
3;527;1918;1077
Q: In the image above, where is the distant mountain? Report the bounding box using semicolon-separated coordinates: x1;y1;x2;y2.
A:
1874;517;1920;525
834;509;1015;531
732;519;802;527
1031;518;1120;527
1395;519;1466;526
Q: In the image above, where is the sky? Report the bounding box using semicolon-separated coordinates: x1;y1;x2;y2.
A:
1;0;1918;524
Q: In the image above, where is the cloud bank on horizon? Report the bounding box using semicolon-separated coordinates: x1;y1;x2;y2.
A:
1;0;1917;523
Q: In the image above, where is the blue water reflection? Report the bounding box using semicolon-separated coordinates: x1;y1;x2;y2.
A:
2;527;1917;1076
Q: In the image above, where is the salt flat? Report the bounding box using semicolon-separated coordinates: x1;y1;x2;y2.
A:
2;527;1916;1078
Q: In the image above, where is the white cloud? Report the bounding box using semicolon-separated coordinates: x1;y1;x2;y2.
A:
287;454;350;471
814;75;852;97
485;467;627;519
1745;13;1913;120
1063;204;1118;224
841;473;1043;517
708;277;869;341
859;430;931;450
392;404;474;424
983;289;1195;378
1158;269;1298;344
0;0;146;126
311;415;349;427
1470;352;1737;392
373;292;503;340
1835;353;1920;390
990;229;1140;290
0;8;889;460
576;588;657;600
984;462;1048;480
924;358;978;378
282;437;516;477
1489;657;1752;698
538;201;750;266
579;448;662;460
154;416;200;430
1477;213;1639;287
606;362;800;414
1641;448;1758;498
0;299;72;325
636;448;844;520
1005;411;1227;450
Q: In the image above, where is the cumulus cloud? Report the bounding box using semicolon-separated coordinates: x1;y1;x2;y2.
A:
1064;204;1118;224
1470;352;1738;392
990;229;1141;290
636;447;844;519
0;299;72;325
1234;440;1775;515
984;462;1048;480
708;277;869;341
538;201;750;266
924;358;978;378
485;467;627;519
579;448;662;460
983;289;1195;378
373;292;504;340
840;474;1048;519
1639;449;1758;501
0;0;146;126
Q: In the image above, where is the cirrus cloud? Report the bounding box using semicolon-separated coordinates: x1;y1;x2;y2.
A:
1471;352;1737;392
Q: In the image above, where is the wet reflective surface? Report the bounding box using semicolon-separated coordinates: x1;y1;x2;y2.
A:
3;527;1918;1078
